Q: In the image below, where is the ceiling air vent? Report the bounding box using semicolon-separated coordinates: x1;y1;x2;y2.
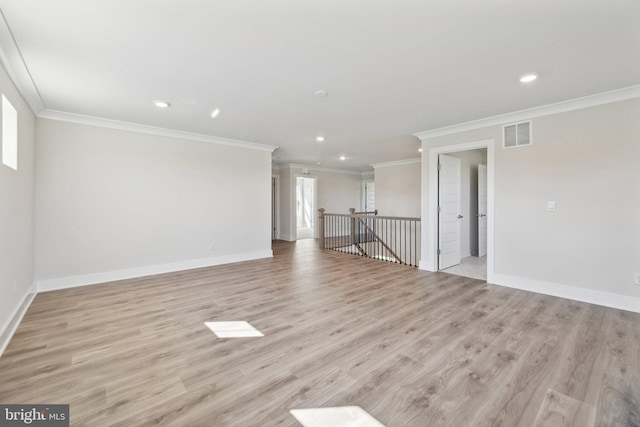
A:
503;121;532;148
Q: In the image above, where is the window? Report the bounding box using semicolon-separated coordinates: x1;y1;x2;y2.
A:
2;95;18;170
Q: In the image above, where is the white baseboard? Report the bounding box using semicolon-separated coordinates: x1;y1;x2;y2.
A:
37;250;273;292
0;284;37;358
491;273;640;313
418;259;435;272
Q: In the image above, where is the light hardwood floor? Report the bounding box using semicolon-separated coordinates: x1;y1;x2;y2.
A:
1;240;638;426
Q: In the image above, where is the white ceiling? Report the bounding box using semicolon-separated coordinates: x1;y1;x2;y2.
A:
0;0;639;171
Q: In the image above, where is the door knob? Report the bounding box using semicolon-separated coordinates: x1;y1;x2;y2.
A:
479;213;486;217
457;214;463;219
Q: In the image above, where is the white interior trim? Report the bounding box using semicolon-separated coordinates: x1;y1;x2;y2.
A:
279;233;297;242
0;10;45;114
283;163;366;176
420;139;494;284
371;158;421;169
273;165;374;177
39;109;278;152
294;173;318;239
414;85;640;140
0;284;37;358
37;250;273;292
272;174;280;240
360;177;374;212
492;274;640;314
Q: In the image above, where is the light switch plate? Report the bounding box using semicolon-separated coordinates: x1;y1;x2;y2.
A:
547;201;556;211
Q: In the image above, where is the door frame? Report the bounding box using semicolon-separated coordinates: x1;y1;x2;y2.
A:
361;178;375;212
272;175;280;240
423;139;494;282
477;163;488;257
295;174;318;239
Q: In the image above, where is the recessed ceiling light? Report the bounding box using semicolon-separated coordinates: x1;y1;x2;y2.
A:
316;161;321;165
519;73;538;83
418;148;423;152
339;155;346;161
153;100;170;108
314;90;328;97
316;136;325;142
210;108;221;118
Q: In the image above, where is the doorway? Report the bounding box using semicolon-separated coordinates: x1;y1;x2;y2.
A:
363;180;375;212
437;149;487;280
424;139;494;283
296;176;316;240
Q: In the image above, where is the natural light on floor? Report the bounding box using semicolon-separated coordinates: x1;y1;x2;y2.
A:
204;321;264;338
290;406;386;427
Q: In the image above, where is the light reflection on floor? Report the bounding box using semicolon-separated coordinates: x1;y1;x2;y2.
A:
290;406;386;427
204;321;264;338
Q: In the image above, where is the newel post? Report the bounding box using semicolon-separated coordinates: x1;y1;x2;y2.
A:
349;208;357;245
318;208;325;249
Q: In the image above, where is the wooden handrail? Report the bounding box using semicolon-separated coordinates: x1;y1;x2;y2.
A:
349;208;378;216
355;217;403;264
318;209;421;267
323;212;420;222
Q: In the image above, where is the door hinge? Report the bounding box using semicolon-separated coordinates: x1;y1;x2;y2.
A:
437;249;441;255
437;163;441;170
437;206;441;213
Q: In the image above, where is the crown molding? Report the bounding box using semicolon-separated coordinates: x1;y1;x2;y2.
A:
282;163;367;176
414;84;640;140
0;14;275;153
39;109;278;152
371;158;421;169
0;9;45;114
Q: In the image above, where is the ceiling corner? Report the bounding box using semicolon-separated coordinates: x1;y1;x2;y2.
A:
0;9;46;115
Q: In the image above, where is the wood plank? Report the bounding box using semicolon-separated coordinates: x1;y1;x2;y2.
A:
594;373;640;427
533;389;595;427
0;239;638;426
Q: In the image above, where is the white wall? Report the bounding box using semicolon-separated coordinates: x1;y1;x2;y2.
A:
374;160;420;217
0;64;36;349
35;119;273;288
315;169;362;214
277;165;362;240
278;167;294;240
448;149;486;257
421;97;640;307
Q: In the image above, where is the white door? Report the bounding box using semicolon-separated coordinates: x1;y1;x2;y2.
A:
364;181;375;212
477;164;487;257
438;154;462;269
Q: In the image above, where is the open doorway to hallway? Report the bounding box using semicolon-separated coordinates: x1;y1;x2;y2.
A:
438;149;488;281
296;176;316;240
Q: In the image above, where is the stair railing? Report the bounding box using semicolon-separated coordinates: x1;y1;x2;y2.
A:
318;208;420;267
